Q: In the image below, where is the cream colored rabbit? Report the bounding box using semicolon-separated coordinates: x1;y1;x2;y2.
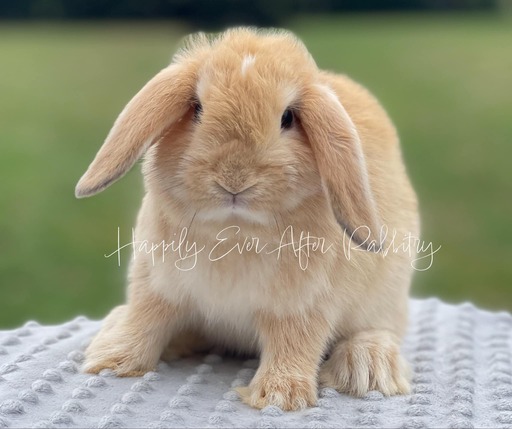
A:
76;28;419;411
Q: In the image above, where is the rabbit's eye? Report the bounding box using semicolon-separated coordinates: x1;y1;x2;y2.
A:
281;109;294;130
193;101;202;121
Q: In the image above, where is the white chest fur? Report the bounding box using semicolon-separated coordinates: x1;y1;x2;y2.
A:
143;222;336;351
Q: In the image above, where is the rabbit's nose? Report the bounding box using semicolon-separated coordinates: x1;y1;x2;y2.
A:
215;181;255;196
215;181;238;196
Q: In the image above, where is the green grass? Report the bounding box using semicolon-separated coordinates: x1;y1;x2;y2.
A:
0;15;511;328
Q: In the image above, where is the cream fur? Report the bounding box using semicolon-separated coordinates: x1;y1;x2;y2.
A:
76;28;419;411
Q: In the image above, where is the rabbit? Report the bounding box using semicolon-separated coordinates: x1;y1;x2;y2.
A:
75;27;419;411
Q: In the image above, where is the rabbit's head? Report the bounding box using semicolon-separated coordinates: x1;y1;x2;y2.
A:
76;28;380;244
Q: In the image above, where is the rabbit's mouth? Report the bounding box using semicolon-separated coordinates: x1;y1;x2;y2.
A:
222;196;263;222
229;193;246;209
196;201;269;225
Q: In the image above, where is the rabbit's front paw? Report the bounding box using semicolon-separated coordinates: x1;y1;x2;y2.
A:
83;338;155;377
320;330;411;397
83;350;152;377
83;321;159;377
237;372;317;411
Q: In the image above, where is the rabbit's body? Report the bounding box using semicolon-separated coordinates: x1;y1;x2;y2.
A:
77;28;419;410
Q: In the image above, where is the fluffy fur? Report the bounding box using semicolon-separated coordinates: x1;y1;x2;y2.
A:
76;28;419;411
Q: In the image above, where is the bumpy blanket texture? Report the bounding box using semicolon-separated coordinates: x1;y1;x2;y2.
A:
0;298;511;428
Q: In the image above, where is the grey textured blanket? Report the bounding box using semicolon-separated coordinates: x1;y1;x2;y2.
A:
1;298;511;428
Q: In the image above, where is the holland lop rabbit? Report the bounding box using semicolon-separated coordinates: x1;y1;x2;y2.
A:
76;28;419;410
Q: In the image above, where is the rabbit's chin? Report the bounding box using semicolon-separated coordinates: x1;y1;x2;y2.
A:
195;205;270;226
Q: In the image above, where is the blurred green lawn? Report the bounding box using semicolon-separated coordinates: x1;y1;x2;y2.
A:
1;15;511;328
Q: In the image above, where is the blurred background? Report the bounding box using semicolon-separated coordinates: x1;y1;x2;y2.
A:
1;0;511;328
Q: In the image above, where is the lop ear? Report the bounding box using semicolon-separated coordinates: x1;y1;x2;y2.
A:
300;84;381;249
75;64;195;198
